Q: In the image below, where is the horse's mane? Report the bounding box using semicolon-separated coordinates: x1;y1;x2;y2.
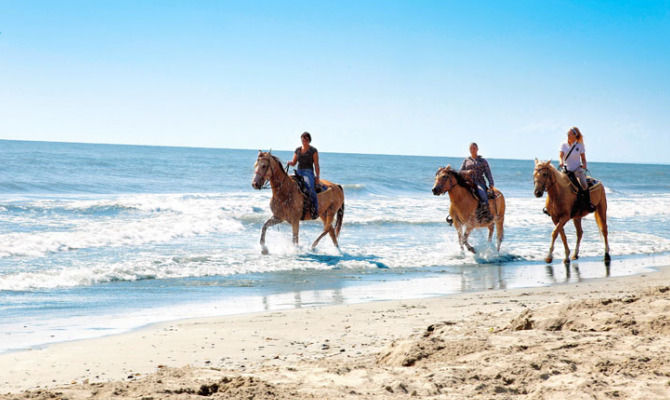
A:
259;152;288;177
443;166;473;189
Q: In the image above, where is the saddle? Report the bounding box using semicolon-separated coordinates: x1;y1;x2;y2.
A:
291;174;328;220
459;170;497;200
563;170;601;193
563;170;600;217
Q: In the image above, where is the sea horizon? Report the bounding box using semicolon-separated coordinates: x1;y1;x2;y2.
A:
3;138;668;167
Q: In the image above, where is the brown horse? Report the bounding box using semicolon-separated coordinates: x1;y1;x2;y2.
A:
533;159;610;265
251;151;345;254
432;165;506;253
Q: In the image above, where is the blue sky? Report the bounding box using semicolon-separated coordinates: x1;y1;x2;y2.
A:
1;1;669;163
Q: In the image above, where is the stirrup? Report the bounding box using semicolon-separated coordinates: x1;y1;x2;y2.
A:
542;207;550;216
446;216;453;226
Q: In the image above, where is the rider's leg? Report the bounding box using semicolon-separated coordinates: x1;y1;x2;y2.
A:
297;169;318;217
575;168;595;212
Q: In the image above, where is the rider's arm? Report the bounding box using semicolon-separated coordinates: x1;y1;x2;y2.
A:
484;161;494;187
287;151;298;167
559;151;565;168
313;151;320;183
580;153;587;170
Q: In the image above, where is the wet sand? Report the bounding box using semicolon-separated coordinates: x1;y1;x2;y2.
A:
1;265;669;399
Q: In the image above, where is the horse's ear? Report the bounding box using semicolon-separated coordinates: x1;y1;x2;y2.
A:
258;150;262;155
534;158;538;165
269;149;272;155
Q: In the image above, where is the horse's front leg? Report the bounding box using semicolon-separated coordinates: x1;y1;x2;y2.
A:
453;219;465;252
487;224;494;243
558;226;570;265
546;219;568;263
463;226;475;254
260;216;282;255
572;218;583;260
291;221;300;247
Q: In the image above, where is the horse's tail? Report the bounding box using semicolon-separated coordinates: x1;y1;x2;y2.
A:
335;185;344;238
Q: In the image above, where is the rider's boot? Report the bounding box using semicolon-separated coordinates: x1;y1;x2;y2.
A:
477;202;493;223
584;189;596;213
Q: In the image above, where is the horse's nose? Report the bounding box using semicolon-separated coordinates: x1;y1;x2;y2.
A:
534;190;543;198
432;188;439;195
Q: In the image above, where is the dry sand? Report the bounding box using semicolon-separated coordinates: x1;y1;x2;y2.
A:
1;266;669;399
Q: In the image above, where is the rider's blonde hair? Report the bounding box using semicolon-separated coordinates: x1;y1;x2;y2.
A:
568;127;584;144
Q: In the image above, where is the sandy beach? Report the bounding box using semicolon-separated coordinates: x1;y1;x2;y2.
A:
1;265;669;399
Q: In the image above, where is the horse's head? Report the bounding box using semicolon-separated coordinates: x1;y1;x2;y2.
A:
252;151;274;190
533;158;554;198
432;165;458;195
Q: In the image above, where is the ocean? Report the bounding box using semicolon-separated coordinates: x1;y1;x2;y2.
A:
1;139;670;353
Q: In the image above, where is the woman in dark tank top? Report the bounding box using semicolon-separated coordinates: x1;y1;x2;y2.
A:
287;132;320;217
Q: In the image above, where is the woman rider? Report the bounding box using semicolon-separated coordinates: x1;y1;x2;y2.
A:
287;131;320;219
459;142;495;222
559;126;596;213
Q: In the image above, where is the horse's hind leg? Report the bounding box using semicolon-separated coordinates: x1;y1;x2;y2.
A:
496;219;504;252
594;204;611;264
487;225;494;243
260;216;282;255
311;212;336;250
572;218;583;260
311;230;329;249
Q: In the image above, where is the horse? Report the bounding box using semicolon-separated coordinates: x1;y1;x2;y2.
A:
432;165;506;253
251;151;345;254
533;159;610;265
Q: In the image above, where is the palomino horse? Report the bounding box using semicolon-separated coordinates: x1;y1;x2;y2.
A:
533;159;610;265
432;165;506;253
251;151;345;254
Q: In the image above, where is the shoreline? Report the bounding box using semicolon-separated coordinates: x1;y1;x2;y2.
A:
2;265;670;398
1;251;666;356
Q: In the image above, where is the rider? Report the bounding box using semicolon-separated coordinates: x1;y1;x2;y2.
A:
459;142;495;222
287;131;320;219
559;126;596;213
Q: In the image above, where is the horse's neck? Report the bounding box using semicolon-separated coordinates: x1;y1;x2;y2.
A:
546;169;574;202
269;162;298;198
447;183;477;213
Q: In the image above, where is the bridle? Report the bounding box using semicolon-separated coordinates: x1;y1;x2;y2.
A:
253;155;274;190
534;165;555;193
436;169;457;193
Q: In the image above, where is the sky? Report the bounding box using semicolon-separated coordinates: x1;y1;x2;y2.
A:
1;1;669;164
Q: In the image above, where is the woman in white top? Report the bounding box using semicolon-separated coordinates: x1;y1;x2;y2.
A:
559;126;595;212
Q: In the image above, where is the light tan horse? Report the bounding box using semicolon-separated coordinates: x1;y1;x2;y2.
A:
432;165;506;253
533;159;610;265
251;151;345;254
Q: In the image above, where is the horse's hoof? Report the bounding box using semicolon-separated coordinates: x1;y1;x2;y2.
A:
563;258;570;265
261;247;269;255
467;246;476;254
604;253;611;266
571;254;579;260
